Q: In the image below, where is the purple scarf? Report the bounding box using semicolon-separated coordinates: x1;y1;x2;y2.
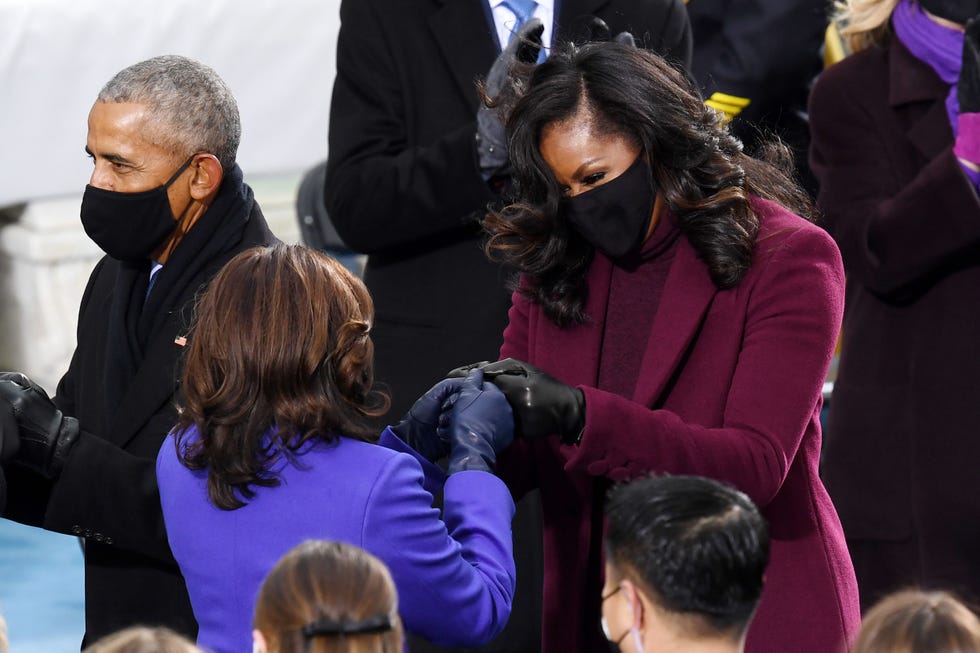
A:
892;0;964;132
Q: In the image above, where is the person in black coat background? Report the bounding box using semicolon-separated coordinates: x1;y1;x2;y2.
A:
0;55;279;646
323;1;691;651
686;0;827;194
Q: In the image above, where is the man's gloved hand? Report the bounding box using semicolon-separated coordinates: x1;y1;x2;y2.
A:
955;16;980;166
440;369;513;474
0;372;80;480
389;377;467;463
477;17;545;179
448;358;585;444
587;16;636;48
0;395;19;464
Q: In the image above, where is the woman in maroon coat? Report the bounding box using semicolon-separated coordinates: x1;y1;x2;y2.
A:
810;0;980;612
452;41;860;653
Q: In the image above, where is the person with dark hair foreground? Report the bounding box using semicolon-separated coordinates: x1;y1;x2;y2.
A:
852;589;980;653
602;475;769;653
156;245;516;653
449;41;860;652
253;540;403;653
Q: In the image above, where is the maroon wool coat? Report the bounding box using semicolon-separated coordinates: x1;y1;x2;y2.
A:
496;197;860;653
810;36;980;606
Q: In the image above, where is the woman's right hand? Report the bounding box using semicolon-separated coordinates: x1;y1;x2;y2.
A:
441;369;514;474
390;377;467;463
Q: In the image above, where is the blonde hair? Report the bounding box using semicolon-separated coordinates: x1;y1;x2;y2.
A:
852;589;980;653
0;614;8;653
254;540;403;653
833;0;901;52
82;627;203;653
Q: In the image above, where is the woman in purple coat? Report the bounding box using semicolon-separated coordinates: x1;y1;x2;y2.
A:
449;42;860;653
156;245;516;653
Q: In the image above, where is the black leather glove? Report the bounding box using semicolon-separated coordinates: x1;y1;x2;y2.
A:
477;18;544;179
389;376;467;463
0;395;18;513
449;359;585;444
586;17;637;48
440;369;513;474
960;16;980;114
0;395;19;465
0;372;80;480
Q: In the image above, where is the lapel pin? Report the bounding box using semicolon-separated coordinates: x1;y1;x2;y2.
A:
174;336;187;347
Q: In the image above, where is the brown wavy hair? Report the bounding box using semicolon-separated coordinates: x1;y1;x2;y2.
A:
175;244;389;510
254;540;403;653
484;41;812;326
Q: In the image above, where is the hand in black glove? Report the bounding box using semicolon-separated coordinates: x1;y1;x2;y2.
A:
389;376;467;463
448;359;585;444
586;16;637;48
0;372;80;480
960;16;980;114
477;18;545;179
440;369;513;474
0;395;19;464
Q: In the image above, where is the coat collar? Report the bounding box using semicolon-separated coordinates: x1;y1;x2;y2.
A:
537;234;716;406
888;35;950;107
888;36;954;164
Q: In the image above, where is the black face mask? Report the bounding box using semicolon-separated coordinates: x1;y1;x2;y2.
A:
560;156;656;260
80;155;195;262
918;0;980;24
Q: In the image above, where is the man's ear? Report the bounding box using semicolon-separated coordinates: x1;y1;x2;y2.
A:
189;153;224;201
621;579;646;630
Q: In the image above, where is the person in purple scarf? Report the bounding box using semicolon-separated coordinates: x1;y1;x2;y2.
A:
810;0;980;612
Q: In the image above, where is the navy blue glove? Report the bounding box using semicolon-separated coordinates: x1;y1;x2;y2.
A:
0;372;79;480
449;359;585;444
389;377;467;463
440;369;513;474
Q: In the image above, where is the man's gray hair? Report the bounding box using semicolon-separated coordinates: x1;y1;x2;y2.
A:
98;55;241;171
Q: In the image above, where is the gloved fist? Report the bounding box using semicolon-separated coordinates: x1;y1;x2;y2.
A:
450;359;585;443
477;18;544;178
586;16;637;48
0;395;19;464
0;372;80;480
439;369;513;474
390;376;467;463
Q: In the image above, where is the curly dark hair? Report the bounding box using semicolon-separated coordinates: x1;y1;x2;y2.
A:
174;244;389;510
484;41;812;326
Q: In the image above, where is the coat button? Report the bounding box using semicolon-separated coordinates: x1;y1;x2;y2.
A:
104;536;114;546
71;525;82;535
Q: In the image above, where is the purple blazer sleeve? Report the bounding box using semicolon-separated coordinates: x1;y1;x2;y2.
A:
563;227;844;508
809;54;980;298
361;449;516;647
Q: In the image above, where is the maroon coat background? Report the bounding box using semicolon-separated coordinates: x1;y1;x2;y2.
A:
497;198;860;653
810;36;980;608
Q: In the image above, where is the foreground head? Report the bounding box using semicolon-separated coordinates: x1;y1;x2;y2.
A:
82;626;203;653
853;589;980;653
177;244;388;509
254;540;403;653
602;475;769;653
486;41;805;326
84;55;241;262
